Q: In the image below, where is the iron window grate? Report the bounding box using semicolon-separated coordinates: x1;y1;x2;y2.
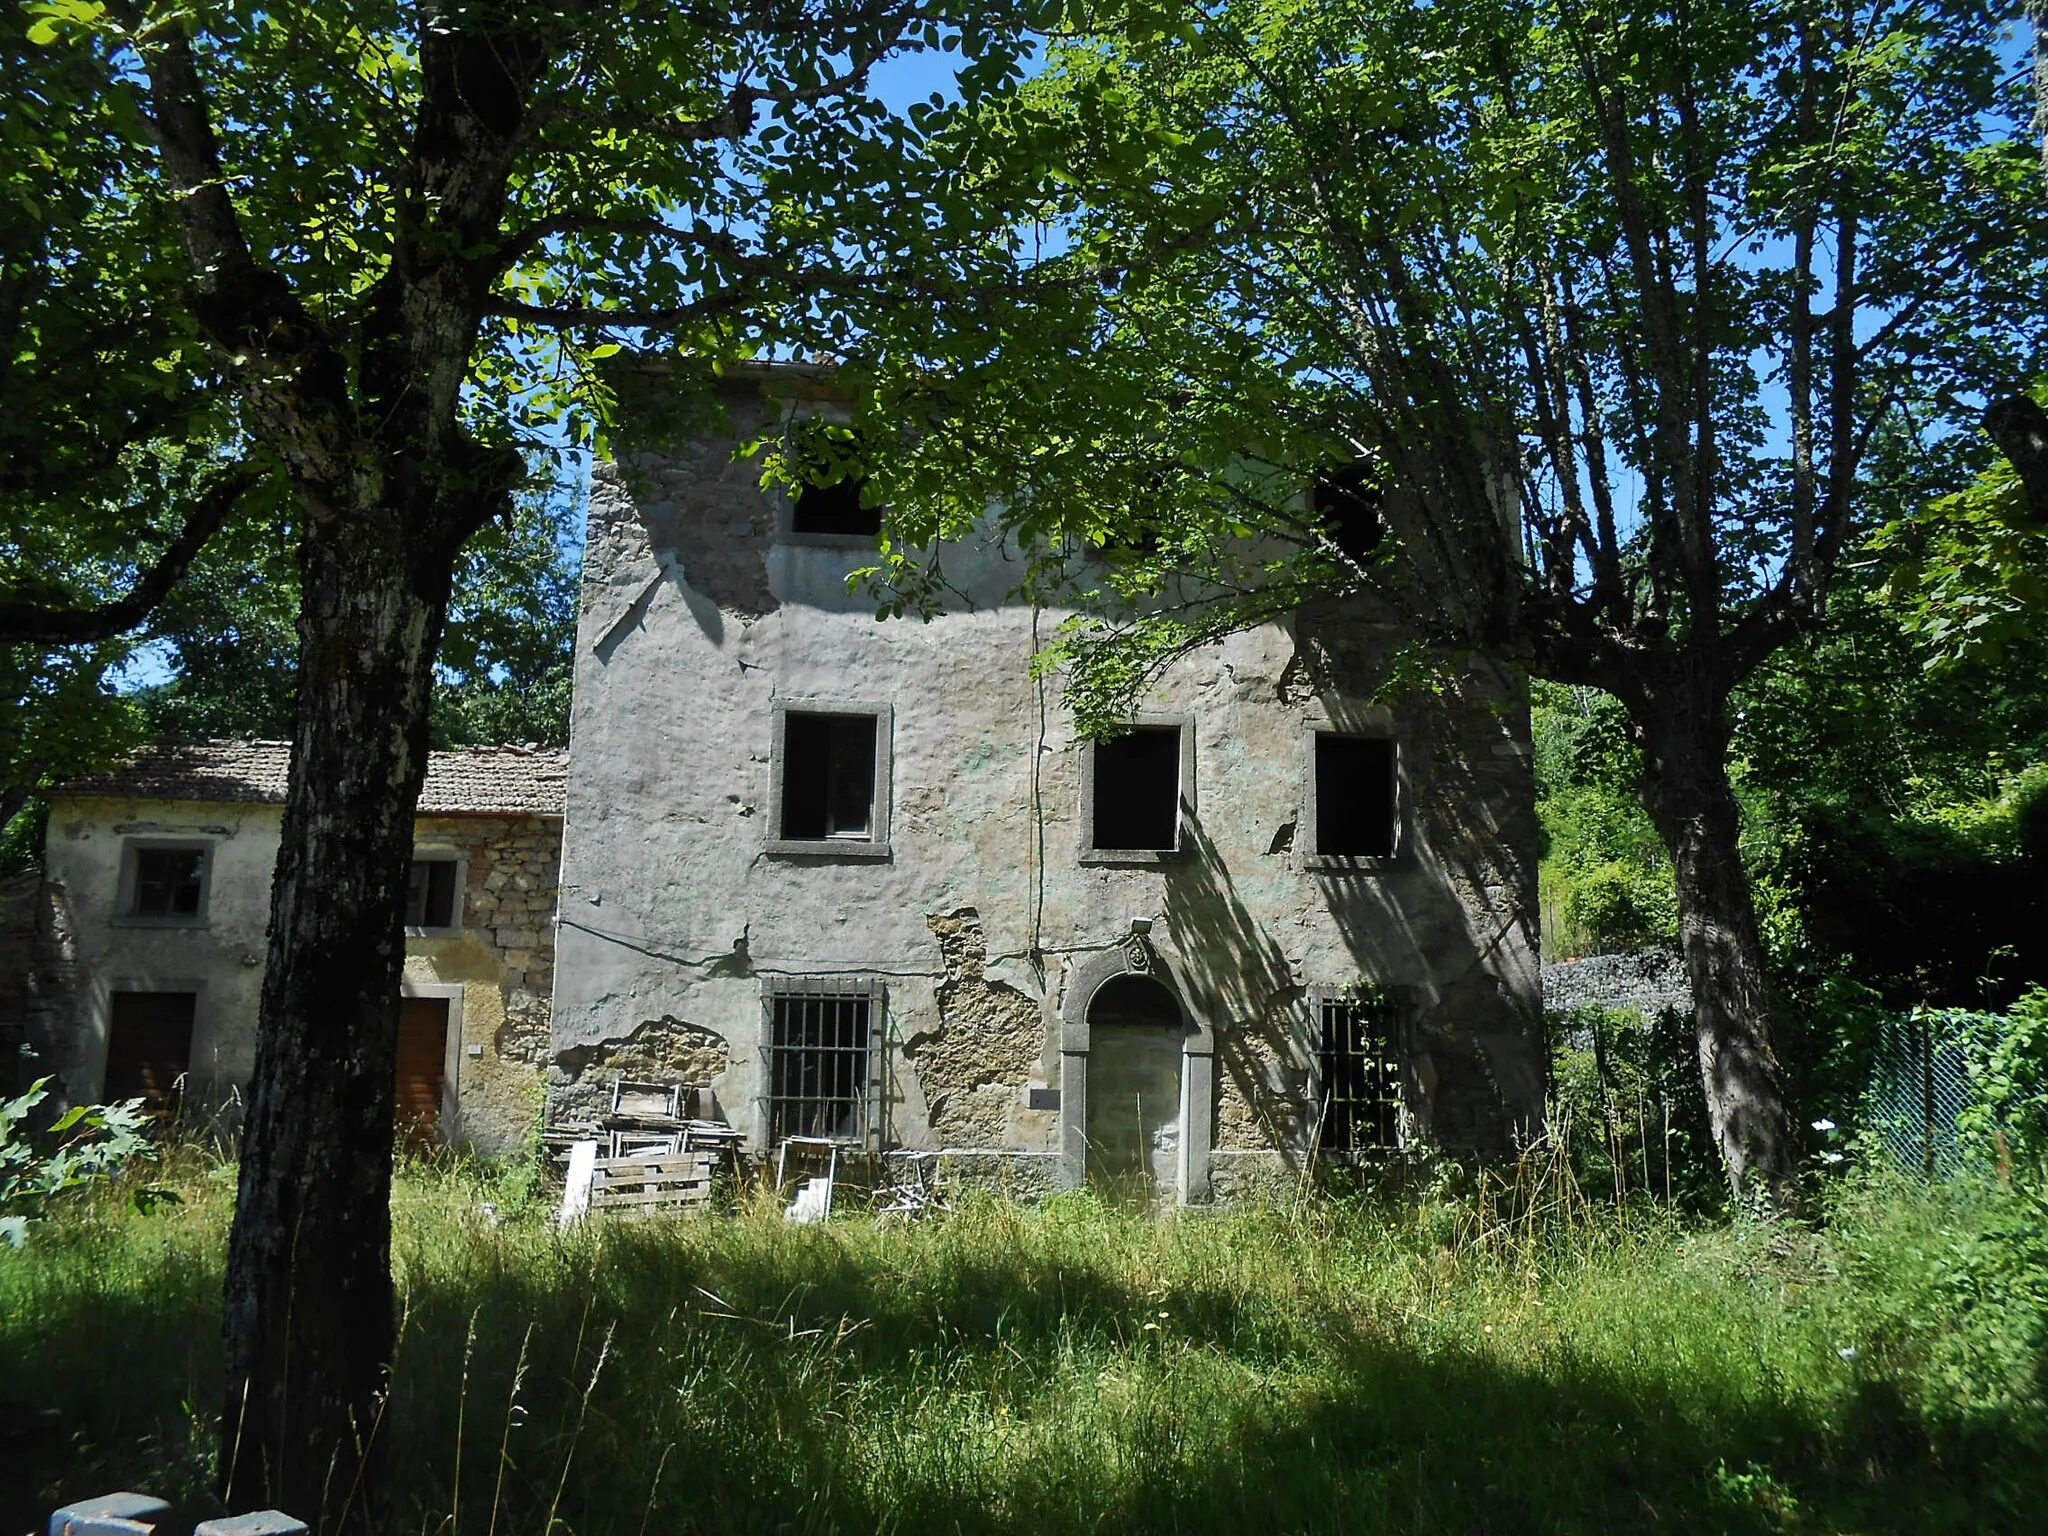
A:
765;980;883;1147
1319;995;1402;1152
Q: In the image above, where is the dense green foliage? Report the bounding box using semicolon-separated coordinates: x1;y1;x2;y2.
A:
1534;685;1677;958
1537;571;2048;1007
846;0;2045;713
125;478;582;751
1871;381;2048;669
0;5;247;811
1;1155;2043;1533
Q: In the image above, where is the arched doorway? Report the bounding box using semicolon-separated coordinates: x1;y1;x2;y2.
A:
1084;973;1185;1202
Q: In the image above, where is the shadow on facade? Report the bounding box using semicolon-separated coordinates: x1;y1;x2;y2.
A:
1159;820;1309;1165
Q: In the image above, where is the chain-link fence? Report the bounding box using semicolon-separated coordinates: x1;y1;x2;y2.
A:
1866;1014;1975;1177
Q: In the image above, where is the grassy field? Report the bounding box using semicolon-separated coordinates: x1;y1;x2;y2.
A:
1;1155;2042;1535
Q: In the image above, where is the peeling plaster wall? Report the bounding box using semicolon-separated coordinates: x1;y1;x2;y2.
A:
550;374;1544;1185
37;798;558;1155
402;813;562;1153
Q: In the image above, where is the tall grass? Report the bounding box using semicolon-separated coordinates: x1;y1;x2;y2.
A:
1;1150;2041;1534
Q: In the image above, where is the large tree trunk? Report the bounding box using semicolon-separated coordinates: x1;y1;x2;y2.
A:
219;488;458;1526
1634;683;1798;1208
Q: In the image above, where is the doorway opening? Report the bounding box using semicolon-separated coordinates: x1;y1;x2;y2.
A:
397;995;450;1150
1084;973;1184;1203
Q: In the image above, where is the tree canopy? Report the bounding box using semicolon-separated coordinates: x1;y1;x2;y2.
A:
832;0;2048;1199
10;0;1045;1521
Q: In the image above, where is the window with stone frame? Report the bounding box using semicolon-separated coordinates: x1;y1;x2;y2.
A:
768;704;891;857
787;420;880;538
764;979;884;1147
1317;993;1402;1152
1085;724;1186;855
1312;733;1398;859
405;856;462;929
126;844;210;921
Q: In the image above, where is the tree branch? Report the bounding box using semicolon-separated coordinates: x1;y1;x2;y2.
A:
0;461;259;645
1986;394;2048;524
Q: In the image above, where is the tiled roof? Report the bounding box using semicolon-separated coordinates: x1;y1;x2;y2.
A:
61;740;567;816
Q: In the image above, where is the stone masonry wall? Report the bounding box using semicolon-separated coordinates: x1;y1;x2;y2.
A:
549;368;1547;1193
403;813;561;1154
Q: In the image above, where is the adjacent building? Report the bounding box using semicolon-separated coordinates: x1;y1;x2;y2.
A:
26;741;564;1155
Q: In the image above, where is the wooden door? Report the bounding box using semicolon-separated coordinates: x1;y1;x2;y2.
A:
104;991;196;1109
396;996;449;1150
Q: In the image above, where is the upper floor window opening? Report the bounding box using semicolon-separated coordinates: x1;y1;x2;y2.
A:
120;842;212;925
1312;733;1399;860
787;419;881;539
405;856;462;930
1084;723;1189;857
768;702;893;858
1311;462;1387;562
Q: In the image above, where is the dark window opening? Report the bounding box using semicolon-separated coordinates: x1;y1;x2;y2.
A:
1319;995;1400;1152
788;422;880;537
406;858;461;928
781;712;878;841
1312;463;1387;560
767;989;875;1143
104;990;196;1109
1315;734;1397;857
792;473;880;536
132;848;205;918
1091;727;1181;852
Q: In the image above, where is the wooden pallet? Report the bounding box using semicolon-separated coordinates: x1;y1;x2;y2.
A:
588;1150;713;1217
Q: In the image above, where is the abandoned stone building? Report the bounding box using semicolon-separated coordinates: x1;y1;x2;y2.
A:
550;365;1546;1203
25;741;565;1155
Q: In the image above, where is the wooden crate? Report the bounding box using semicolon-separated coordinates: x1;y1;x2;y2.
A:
588;1151;713;1217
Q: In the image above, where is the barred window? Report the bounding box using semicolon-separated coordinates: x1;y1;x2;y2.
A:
765;981;883;1146
1318;995;1402;1152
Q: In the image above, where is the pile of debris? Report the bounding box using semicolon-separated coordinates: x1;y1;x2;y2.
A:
549;1079;743;1225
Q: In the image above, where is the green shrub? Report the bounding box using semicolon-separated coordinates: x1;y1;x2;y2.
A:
1953;987;2048;1161
1559;861;1680;954
0;1078;169;1247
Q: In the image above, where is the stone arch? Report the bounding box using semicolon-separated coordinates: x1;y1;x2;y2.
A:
1057;934;1215;1203
1059;939;1214;1054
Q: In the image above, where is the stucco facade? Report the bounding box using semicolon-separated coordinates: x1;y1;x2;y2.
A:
550;372;1546;1202
32;743;563;1155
